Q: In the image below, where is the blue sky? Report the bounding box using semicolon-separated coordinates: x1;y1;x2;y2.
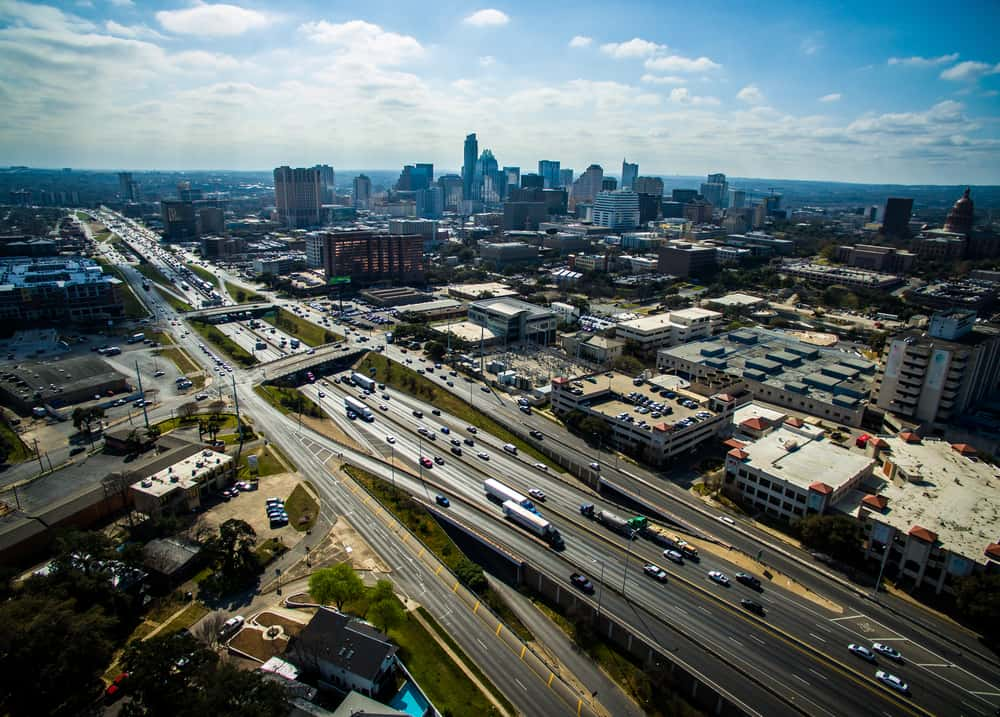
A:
0;0;998;183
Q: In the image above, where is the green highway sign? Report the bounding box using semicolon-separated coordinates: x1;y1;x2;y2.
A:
328;276;351;286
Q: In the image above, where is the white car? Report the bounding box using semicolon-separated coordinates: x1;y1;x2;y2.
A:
875;671;909;694
386;435;396;444
872;643;903;662
708;570;730;586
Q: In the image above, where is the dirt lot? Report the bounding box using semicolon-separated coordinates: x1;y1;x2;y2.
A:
194;471;306;543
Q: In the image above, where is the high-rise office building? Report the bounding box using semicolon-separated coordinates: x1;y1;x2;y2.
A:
633;176;664;196
353;175;371;210
438;174;463;211
274;166;323;229
882;197;914;237
700;173;728;209
463;133;478;200
538;160;561;189
503;166;521;194
592;189;640;230
571;164;604;206
322;230;424;285
118;172;137;202
521;173;544;189
313;164;335;202
621;159;638;190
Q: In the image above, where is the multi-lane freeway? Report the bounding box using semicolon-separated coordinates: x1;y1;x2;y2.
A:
92;207;1000;717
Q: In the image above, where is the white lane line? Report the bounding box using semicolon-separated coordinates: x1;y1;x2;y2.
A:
749;634;766;646
808;632;827;643
514;678;528;691
808;668;829;682
792;674;810;686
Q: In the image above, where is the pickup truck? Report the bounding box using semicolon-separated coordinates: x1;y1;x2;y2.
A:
570;572;595;594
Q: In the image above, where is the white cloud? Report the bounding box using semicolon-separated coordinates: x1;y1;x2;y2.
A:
888;53;959;67
600;37;665;59
819;93;841;103
462;9;509;27
299;20;424;65
736;84;765;104
156;3;273;37
105;20;166;41
641;74;684;85
108;0;134;7
668;87;719;106
800;32;823;55
479;55;495;67
644;54;720;73
568;35;591;48
940;60;1000;81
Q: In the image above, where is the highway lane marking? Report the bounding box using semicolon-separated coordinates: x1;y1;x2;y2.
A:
792;674;810;686
809;668;829;682
809;632;827;643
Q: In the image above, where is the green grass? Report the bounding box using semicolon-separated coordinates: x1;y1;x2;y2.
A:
268;307;340;346
187;263;221;289
390;609;505;717
284;484;318;532
96;258;148;318
136;263;171;287
344;465;534;642
190;321;258;367
155;286;195;313
416;606;516;716
224;280;265;304
253;384;323;417
0;419;32;463
255;537;288;567
356;353;557;470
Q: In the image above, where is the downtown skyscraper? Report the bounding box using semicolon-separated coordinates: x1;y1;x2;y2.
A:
462;133;478;201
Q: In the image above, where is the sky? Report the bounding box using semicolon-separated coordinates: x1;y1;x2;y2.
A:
0;0;998;184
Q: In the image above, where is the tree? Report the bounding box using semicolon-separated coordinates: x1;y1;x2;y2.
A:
424;340;446;361
309;562;363;610
798;515;862;563
367;595;406;634
0;595;115;717
71;406;105;434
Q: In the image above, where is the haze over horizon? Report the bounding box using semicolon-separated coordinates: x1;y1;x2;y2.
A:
1;0;998;185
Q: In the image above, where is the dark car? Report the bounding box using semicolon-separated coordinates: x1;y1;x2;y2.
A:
740;599;765;615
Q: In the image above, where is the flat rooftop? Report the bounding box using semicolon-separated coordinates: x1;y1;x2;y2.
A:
742;428;874;492
865;437;1000;561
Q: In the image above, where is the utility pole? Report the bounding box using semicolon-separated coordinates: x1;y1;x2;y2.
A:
134;360;150;428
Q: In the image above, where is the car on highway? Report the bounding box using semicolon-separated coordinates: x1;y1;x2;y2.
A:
420;457;433;468
435;495;450;507
872;643;903;662
848;644;877;663
875;671;909;695
735;572;762;590
708;570;730;586
663;549;684;564
643;564;668;582
386;435;396;444
477;451;490;460
740;599;765;615
527;488;546;501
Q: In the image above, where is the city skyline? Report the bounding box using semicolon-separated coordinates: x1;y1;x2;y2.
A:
0;1;998;183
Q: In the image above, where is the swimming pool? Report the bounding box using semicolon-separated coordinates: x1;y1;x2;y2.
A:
389;680;430;717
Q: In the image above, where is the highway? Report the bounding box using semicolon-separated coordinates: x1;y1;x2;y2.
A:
93;208;999;717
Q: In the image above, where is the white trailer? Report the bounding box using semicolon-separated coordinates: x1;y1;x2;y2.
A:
484;479;532;510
